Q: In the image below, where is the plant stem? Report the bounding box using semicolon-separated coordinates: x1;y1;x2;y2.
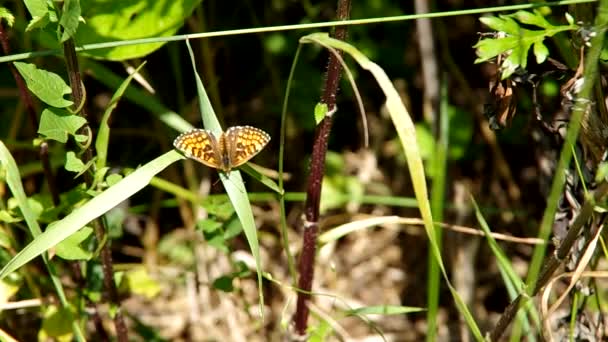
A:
62;37;128;342
292;0;351;336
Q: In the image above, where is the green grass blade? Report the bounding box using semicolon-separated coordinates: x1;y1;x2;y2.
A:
427;75;449;341
471;196;538;341
0;150;181;279
95;62;146;170
185;39;265;316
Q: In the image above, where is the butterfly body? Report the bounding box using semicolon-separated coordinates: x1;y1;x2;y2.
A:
174;126;270;172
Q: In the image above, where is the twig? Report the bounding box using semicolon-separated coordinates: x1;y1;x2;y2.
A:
292;0;352;337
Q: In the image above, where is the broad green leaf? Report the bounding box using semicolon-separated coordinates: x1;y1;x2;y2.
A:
55;226;93;260
58;0;81;42
64;151;86;173
23;0;49;18
13;62;73;108
38;108;86;143
0;151;182;279
75;0;202;60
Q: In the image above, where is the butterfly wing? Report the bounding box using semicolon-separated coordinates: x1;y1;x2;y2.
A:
225;126;271;169
173;129;222;169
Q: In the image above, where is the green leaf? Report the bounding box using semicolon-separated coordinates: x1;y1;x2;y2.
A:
58;0;81;42
212;275;234;292
74;0;202;60
533;41;549;64
64;151;86;173
41;306;74;339
512;10;553;29
55;226;93;260
38;108;86;143
123;267;161;299
0;7;15;27
201;197;235;220
13;62;73;108
26;13;51;31
314;102;328;125
106;173;123;187
186;39;265;315
565;12;575;26
23;0;50;18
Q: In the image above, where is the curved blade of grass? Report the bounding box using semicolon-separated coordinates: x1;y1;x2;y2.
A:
240;164;282;194
185;39;265;315
95;62;147;170
470;196;538;340
300;32;483;340
0;142;85;341
0;150;181;279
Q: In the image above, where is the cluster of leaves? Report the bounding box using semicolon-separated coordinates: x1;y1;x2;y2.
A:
475;10;578;78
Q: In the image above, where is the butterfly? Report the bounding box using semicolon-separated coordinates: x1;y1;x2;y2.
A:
173;126;270;172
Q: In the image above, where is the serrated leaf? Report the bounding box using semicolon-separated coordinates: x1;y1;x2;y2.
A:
13;62;73;108
59;0;81;42
314;102;328;125
533;41;549;64
64;151;85;173
38;108;86;143
55;226;93;260
0;7;15;27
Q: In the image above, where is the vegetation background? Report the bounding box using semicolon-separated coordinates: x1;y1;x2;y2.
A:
0;0;607;341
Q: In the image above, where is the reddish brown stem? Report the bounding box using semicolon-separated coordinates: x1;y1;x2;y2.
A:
292;0;351;336
62;37;128;341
